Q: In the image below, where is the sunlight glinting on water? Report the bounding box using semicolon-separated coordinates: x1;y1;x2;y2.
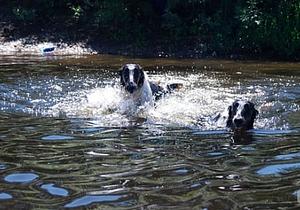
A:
0;65;298;130
1;57;300;209
44;72;299;130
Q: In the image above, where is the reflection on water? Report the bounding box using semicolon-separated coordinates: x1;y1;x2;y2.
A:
65;195;124;208
257;162;300;176
4;173;39;183
0;55;300;209
1;57;299;130
0;193;12;200
41;183;69;197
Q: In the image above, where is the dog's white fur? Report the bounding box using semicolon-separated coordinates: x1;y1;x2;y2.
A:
123;65;154;107
232;100;247;124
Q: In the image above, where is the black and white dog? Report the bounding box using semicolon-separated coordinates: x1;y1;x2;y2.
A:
119;64;181;107
226;100;259;130
215;100;259;130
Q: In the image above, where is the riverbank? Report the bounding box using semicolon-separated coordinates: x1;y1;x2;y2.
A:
1;1;300;60
0;22;215;58
0;11;277;59
0;39;96;55
0;35;253;59
0;12;292;59
0;28;295;60
0;16;295;60
0;36;225;58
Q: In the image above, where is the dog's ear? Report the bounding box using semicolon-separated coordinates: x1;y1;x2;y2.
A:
249;102;259;119
247;104;258;129
226;105;233;127
252;107;259;119
228;105;233;118
137;67;145;87
119;70;125;86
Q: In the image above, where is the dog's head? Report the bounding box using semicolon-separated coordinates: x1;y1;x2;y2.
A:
119;64;145;94
226;100;259;130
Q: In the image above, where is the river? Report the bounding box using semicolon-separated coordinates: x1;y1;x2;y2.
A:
0;54;300;209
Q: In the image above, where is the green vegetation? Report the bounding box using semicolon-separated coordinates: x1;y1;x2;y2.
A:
3;0;300;59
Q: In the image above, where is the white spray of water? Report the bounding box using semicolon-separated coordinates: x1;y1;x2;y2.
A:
45;72;293;130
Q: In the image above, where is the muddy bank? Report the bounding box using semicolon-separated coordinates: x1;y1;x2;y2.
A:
1;2;300;60
0;14;280;59
0;17;227;58
0;20;288;59
0;37;231;59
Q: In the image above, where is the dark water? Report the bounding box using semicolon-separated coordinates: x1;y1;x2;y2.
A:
0;55;300;209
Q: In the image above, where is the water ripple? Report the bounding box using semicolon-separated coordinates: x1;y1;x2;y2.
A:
41;135;75;141
257;162;300;176
0;57;300;209
0;192;13;200
275;152;300;160
4;172;39;183
64;194;124;208
41;183;69;197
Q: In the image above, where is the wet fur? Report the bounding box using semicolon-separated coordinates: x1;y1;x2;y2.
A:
120;64;153;107
119;64;182;107
226;100;259;130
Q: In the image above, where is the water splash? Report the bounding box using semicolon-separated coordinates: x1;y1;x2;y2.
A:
45;72;299;130
1;68;299;130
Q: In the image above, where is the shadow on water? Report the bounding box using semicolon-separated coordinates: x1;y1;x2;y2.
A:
0;55;300;209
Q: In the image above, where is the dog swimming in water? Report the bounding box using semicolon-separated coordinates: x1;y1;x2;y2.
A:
119;64;182;108
214;99;259;130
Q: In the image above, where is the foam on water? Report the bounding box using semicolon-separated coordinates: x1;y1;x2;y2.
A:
43;72;299;130
1;67;299;130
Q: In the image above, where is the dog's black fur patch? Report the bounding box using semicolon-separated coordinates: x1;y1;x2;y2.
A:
120;64;182;99
226;100;259;130
120;64;145;94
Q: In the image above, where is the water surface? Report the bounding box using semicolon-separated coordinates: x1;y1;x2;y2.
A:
0;55;300;209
